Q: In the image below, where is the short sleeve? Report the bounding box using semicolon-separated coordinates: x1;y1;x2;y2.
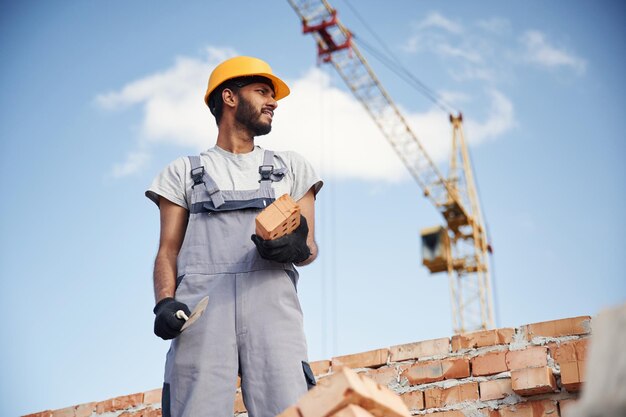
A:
145;157;189;209
285;151;324;202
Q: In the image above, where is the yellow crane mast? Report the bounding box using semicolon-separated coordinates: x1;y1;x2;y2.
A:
286;0;495;333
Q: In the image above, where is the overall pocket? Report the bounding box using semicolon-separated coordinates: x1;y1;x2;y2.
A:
301;361;317;390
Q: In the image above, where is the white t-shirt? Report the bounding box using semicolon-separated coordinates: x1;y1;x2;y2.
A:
146;145;323;209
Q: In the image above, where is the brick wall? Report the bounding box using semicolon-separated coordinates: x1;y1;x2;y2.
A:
24;315;591;417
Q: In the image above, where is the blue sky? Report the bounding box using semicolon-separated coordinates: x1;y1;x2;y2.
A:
1;1;625;416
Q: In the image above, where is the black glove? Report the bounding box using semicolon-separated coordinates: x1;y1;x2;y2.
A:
153;297;191;340
251;214;311;264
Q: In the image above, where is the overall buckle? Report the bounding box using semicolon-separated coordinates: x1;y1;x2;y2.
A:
191;166;205;188
258;165;273;182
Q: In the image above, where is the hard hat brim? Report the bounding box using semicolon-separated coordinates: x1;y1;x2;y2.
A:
204;72;290;106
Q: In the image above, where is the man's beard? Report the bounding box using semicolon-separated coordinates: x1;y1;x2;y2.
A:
234;95;272;137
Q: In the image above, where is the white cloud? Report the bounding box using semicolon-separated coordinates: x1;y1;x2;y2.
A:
96;46;236;148
402;14;490;81
97;48;514;182
417;12;463;34
402;12;586;85
438;43;483;63
520;30;586;74
110;149;151;178
438;90;471;106
404;89;515;164
466;90;516;142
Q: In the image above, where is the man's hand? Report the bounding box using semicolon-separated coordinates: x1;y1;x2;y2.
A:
153;297;191;340
251;214;311;264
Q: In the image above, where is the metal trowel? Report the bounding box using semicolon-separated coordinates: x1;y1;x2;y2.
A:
175;296;209;332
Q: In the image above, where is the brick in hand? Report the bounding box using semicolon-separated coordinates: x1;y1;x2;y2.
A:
331;405;376;417
255;193;300;240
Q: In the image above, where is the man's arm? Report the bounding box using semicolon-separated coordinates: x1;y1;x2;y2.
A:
295;188;318;266
153;197;188;303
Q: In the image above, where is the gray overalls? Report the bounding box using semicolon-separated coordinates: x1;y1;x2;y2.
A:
162;150;315;417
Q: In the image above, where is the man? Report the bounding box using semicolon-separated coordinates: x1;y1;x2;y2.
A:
145;56;323;417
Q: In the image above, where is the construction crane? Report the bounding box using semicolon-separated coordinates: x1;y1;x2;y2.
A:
286;0;495;333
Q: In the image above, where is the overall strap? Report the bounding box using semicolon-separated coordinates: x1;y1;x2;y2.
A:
258;150;287;193
188;155;225;208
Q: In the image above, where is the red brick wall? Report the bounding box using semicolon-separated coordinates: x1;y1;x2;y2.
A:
24;315;591;417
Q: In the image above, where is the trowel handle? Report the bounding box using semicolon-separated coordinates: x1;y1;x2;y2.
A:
175;310;189;321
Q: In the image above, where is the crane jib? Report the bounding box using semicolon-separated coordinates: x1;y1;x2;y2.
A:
286;0;496;334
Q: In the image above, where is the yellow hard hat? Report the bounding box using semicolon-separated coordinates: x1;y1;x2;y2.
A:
204;56;290;106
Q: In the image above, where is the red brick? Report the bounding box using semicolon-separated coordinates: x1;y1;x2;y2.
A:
276;405;302;417
316;373;334;388
472;350;508;376
331;405;375;417
255;194;300;240
549;339;589;364
332;348;389;369
357;374;411;417
23;412;53;417
96;393;144;413
479;378;514;401
511;367;557;396
499;400;558;417
400;391;424;410
297;367;410;417
365;366;401;386
234;391;247;413
451;328;514;351
389;338;450;361
441;357;471;380
506;347;548;370
431;411;498;417
560;361;585;392
310;360;331;376
430;411;465;417
119;409;162;417
424;382;479;408
578;360;587;384
404;358;469;385
575;340;589;360
549;340;587;392
525;316;591;340
73;403;96;417
51;407;74;417
142;389;162;405
404;361;443;384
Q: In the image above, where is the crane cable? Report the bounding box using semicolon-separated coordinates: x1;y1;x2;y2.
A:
341;0;499;329
318;63;339;357
340;0;459;115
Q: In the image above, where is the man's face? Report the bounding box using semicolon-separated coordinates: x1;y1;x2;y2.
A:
234;82;277;137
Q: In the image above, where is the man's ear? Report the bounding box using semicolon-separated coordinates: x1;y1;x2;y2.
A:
222;88;237;109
